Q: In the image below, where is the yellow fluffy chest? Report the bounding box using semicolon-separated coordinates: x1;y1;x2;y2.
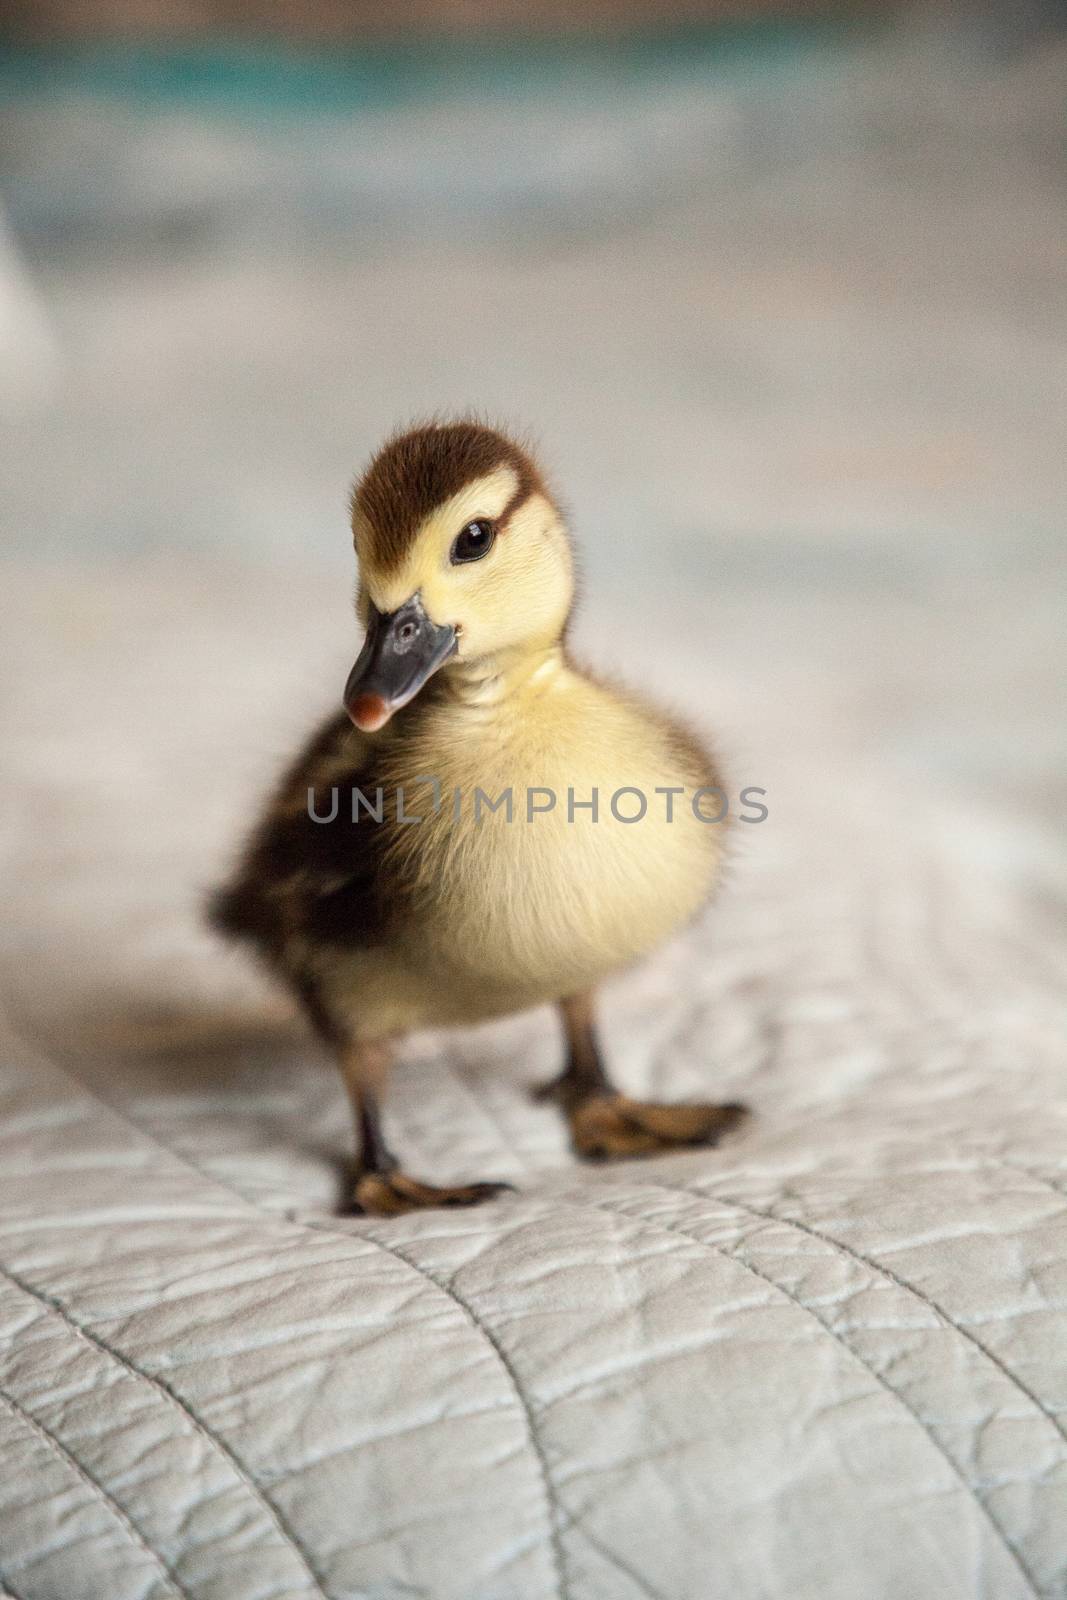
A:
386;669;725;1011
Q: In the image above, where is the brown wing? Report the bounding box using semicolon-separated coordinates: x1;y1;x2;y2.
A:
208;710;392;965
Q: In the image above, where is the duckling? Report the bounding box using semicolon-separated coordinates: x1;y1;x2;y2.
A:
211;421;745;1215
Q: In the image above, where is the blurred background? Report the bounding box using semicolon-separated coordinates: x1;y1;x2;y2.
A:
1;0;1065;1072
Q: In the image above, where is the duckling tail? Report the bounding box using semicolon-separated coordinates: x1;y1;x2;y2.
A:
205;879;256;943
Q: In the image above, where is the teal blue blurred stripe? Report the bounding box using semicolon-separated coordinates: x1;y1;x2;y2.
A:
0;22;855;118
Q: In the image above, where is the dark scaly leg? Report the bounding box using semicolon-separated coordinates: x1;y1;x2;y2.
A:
539;990;748;1161
294;974;513;1216
340;1037;514;1216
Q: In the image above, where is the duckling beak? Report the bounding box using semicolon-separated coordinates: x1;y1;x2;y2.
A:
344;593;457;733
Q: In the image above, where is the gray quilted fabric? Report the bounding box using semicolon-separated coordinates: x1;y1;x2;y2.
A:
3;29;1066;1586
2;553;1066;1600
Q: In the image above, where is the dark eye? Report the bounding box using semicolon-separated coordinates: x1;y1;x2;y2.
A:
450;519;495;564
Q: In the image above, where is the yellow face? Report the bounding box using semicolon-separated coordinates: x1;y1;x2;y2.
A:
353;466;574;662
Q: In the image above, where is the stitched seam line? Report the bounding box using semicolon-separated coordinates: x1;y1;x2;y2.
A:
554;1507;669;1600
22;1072;1040;1600
296;1195;722;1600
0;1261;328;1600
23;1048;568;1600
0;1382;187;1600
0;1015;261;1219
302;1217;570;1600
21;1016;1062;1595
688;1184;1067;1448
576;1191;1044;1600
0;1042;564;1600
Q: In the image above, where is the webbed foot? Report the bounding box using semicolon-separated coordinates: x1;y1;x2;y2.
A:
350;1171;515;1216
567;1094;748;1161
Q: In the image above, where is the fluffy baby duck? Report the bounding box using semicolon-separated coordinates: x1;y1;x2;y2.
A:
211;421;744;1215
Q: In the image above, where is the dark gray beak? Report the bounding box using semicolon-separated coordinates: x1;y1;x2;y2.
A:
344;593;457;732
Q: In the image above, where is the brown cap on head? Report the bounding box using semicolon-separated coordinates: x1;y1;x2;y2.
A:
352;419;545;572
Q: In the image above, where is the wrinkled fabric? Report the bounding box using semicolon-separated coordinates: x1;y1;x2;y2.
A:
1;559;1065;1600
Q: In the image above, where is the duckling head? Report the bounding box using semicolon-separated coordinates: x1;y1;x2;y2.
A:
344;420;573;732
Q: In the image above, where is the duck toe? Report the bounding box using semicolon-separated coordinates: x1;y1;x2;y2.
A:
350;1171;516;1217
570;1095;749;1161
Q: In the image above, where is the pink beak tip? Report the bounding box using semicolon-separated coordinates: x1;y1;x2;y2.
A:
346;693;391;733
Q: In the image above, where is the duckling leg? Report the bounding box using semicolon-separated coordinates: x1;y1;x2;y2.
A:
540;991;748;1161
338;1038;514;1216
